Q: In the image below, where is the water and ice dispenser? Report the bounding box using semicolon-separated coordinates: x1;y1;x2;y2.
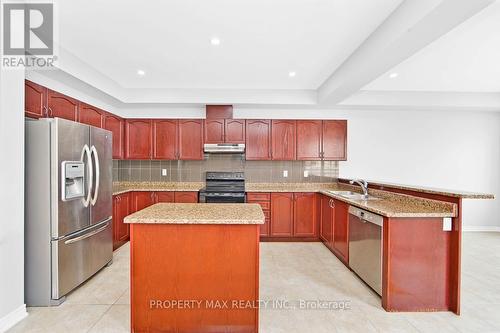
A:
61;161;85;201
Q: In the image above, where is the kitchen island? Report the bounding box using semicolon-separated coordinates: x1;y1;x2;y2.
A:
125;203;264;333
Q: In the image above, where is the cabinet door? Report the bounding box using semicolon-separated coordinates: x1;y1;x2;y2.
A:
155;192;175;203
296;120;322;160
113;193;130;250
131;191;156;212
78;103;104;128
153;119;178;160
174;192;199;203
333;199;349;262
247;193;271;237
245;120;271;160
204;119;225;143
322;120;347;161
104;114;125;159
47;90;79;121
178;120;204;160
125;120;152;159
225;119;245;143
271;120;296;160
25;80;47;118
293;193;317;237
320;195;334;246
270;193;293;237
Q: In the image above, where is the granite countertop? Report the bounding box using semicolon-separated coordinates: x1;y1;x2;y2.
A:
337;178;495;199
113;182;204;195
124;203;265;224
320;188;457;218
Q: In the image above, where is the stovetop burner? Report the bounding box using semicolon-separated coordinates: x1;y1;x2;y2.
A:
199;172;245;203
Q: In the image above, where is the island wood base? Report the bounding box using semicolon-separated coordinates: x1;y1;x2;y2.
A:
130;223;260;333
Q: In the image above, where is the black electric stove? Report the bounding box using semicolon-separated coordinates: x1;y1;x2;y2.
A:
199;172;245;203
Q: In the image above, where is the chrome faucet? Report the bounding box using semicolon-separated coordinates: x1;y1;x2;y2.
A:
349;179;369;198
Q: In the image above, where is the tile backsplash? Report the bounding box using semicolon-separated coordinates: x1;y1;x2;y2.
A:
113;154;338;183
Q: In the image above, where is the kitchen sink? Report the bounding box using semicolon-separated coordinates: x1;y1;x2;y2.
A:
326;190;380;201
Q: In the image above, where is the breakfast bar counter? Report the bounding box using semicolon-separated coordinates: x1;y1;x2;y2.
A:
124;203;264;333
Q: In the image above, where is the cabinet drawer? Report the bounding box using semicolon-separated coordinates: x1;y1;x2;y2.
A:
247;193;270;201
254;201;270;210
263;210;270;219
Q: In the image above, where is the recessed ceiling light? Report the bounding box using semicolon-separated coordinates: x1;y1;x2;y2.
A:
288;71;296;77
389;72;399;78
210;37;220;46
137;69;145;76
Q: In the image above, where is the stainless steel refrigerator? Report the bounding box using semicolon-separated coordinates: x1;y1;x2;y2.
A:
25;117;113;306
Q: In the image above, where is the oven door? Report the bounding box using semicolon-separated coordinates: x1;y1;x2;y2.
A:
204;192;245;203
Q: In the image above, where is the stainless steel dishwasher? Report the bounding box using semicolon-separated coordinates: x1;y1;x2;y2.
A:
348;206;383;295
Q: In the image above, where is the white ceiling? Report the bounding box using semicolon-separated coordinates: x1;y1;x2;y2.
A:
363;1;500;92
56;0;402;90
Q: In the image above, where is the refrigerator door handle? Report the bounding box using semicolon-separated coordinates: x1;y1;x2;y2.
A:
81;144;93;208
90;145;100;206
63;219;111;245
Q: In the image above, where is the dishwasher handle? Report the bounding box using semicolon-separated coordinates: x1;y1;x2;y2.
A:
348;206;383;227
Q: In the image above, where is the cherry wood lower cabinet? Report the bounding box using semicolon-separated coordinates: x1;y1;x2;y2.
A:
113;193;130;250
130;223;259;333
269;192;317;239
174;191;199;203
320;195;334;249
130;191;199;212
25;80;47;118
247;192;271;237
332;199;349;263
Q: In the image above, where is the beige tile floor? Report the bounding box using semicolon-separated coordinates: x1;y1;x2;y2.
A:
8;232;500;333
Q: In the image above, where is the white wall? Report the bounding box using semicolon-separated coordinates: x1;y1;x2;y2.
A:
0;68;27;330
235;107;500;228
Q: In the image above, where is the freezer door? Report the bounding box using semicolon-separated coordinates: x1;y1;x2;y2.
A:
90;126;113;225
52;118;91;238
51;218;113;299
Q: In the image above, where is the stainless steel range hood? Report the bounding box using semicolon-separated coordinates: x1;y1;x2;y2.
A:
204;143;245;154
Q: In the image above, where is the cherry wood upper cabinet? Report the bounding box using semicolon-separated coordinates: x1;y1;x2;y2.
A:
320;195;334;247
296;120;322;160
155;192;175;203
204;119;225;143
78;103;104;128
47;90;79;121
25;80;47;119
131;191;156;213
322;120;347;160
174;191;199;203
270;193;293;237
225;119;245;143
113;193;130;250
293;193;317;237
153;119;178;160
333;199;349;263
178;120;204;160
271;120;296;160
104;113;125;159
125;119;153;159
245;120;271;160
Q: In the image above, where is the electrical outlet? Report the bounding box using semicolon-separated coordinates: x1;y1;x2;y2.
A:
162;169;167;176
443;218;452;231
283;170;288;178
303;170;309;178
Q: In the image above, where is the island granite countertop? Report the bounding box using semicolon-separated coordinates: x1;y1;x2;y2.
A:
124;203;265;224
